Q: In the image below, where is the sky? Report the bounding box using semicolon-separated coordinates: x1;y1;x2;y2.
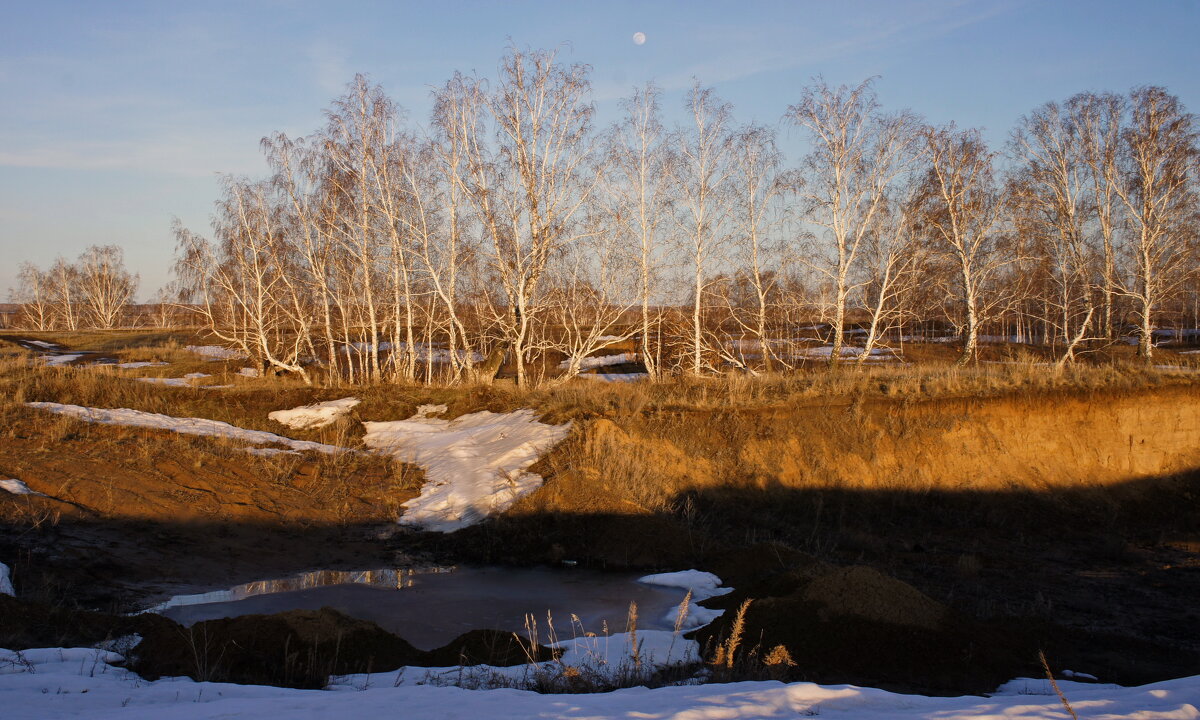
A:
1;0;1198;300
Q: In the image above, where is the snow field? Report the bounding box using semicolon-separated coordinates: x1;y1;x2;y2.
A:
2;645;1199;720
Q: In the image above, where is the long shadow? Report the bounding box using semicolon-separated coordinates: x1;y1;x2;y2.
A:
2;468;1198;693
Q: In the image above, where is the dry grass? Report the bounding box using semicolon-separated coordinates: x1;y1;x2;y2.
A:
4;328;1200;530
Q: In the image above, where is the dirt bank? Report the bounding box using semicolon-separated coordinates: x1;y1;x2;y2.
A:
2;378;1199;693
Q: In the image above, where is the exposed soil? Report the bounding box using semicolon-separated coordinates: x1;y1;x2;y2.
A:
2;336;1199;694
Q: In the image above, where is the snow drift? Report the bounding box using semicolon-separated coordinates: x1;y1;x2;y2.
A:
25;403;348;455
269;398;360;430
363;409;570;532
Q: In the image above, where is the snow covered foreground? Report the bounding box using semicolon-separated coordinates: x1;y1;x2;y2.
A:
3;647;1199;720
363;408;571;532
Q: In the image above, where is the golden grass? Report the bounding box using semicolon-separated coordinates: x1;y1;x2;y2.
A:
5;328;1200;530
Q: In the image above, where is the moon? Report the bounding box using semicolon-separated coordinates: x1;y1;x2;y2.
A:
632;32;646;46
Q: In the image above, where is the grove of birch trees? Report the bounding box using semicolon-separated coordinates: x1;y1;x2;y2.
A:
16;47;1199;385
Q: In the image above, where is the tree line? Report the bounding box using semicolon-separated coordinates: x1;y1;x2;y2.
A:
11;246;140;331
12;47;1200;384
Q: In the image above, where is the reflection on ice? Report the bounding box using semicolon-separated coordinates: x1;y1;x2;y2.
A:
144;567;453;614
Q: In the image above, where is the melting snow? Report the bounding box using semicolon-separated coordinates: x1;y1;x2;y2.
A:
0;563;12;595
238;367;261;377
797;345;897;360
185;345;248;360
2;645;1199;720
137;372;212;388
560;352;637;370
579;372;647;383
115;361;168;369
42;354;83;366
0;479;44;497
244;447;301;458
26;340;60;349
24;403;349;455
269;398;360;430
639;570;734;629
363;409;570;532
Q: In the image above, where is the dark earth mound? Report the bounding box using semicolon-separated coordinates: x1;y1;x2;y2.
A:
691;564;1033;695
692;561;1200;695
131;607;428;688
1;595;556;690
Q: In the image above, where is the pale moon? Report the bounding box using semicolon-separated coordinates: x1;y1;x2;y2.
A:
632;32;646;45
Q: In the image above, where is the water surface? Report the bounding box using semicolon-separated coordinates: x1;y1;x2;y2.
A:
155;566;687;650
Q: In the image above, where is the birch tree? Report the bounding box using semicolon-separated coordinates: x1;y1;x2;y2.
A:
77;244;138;330
1068;91;1126;340
608;83;671;380
1010;101;1097;363
673;82;734;375
469;47;601;387
726;123;787;371
11;263;54;330
915;125;1010;365
786;79;921;367
1111;86;1198;360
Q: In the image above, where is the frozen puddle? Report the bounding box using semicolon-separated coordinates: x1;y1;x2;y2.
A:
363;408;571;532
148;566;707;650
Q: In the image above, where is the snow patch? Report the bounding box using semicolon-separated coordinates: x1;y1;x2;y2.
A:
238;367;260;377
42;354;83;366
26;340;60;349
0;479;44;497
560;352;637;370
639;570;734;630
137;372;212;388
414;404;447;418
0;563;13;595
244;447;301;458
363;409;570;532
268;397;360;430
185;345;248;360
796;345;897;360
25;403;349;455
115;361;168;369
579;372;648;383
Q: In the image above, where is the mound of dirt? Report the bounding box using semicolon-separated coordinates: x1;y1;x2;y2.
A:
691;564;1033;695
802;565;946;630
131;607;426;688
704;543;831;591
0;594;176;650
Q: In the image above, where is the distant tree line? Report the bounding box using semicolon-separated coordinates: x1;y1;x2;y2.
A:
13;48;1199;384
10;245;140;331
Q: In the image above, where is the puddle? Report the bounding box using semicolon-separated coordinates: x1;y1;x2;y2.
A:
150;566;692;650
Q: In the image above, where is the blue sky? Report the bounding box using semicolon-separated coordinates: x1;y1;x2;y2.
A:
2;0;1198;298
